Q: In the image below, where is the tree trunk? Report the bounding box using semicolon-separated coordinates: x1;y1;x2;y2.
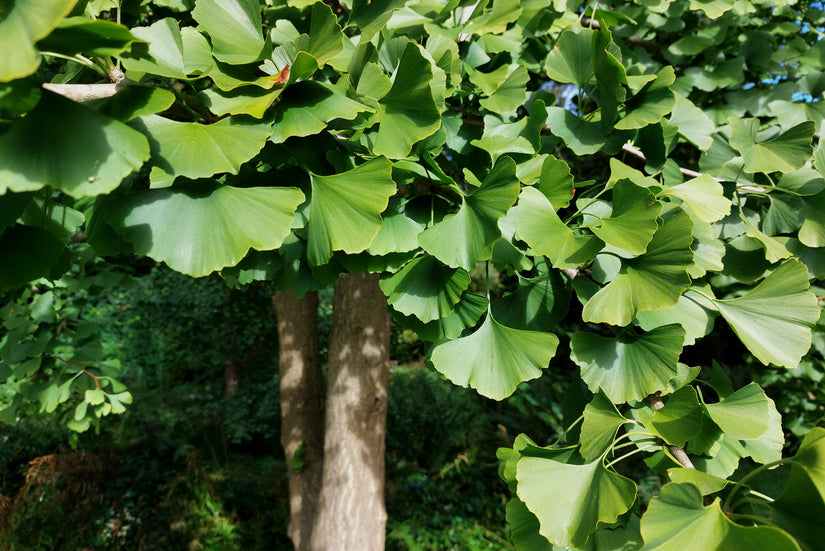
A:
273;290;326;551
310;273;391;551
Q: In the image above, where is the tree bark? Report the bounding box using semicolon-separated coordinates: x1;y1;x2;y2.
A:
273;290;326;551
310;273;391;551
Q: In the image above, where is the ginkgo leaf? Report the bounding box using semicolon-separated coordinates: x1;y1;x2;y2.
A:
466;64;529;114
379;255;470;323
0;91;149;197
787;426;825;500
39;17;146;58
515;186;604;270
0;0;76;82
638;386;704;447
373;42;441;159
703;383;775;440
669;92;714;151
545;106;632;156
419;157;520;271
131;115;270;180
516;453;637;548
491;270;571;332
729;118;815;174
367;202;425;255
615;67;676;130
192;0;265;65
580;392;627;461
586;179;662;255
571;325;685;404
582;211;694;327
399;291;489;343
641;483;799;551
533;155;575;209
270;81;372;143
544;28;596;88
769;450;825;551
710;260;820;368
660;175;730;223
121;20;213;79
107;180;304;277
636;286;717;346
428;312;558;400
348;0;406;43
505;499;554;551
306;157;396;266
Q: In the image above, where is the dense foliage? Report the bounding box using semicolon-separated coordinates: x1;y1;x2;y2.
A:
3;0;825;548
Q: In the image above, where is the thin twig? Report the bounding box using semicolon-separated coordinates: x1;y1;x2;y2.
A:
621;143;767;193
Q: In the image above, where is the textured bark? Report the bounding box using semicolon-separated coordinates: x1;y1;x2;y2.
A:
273;290;325;551
310;273;391;551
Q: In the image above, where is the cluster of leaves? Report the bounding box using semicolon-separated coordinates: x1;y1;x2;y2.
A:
3;0;825;548
0;246;133;433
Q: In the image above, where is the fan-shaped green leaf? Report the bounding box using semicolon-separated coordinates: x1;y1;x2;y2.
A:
373;42;441;159
472;100;546;162
669;93;714;151
428;312;558;400
121;20;213;79
270;81;372;143
131;115;270;180
729;118;814;174
506;499;553;551
641;483;799;551
710;260;820;368
660;175;730;223
398;292;488;343
380;256;470;322
789;427;825;499
348;0;406;43
546;106;631;156
533;156;575;209
769;456;825;551
491;271;571;332
544;28;595;88
571;325;685;404
367;202;424;255
587;180;661;255
93;86;175;122
0;0;76;82
666;468;728;496
38;17;145;57
516;454;637;548
703;383;775;440
419;157;520;271
466;64;529;114
638;386;704;447
580;392;627;461
107;180;304;277
515;186;604;270
615;66;676;130
0;91;149;197
636;286;717;346
307;157;396;266
306;1;344;67
192;0;265;65
582;211;694;327
462;0;522;35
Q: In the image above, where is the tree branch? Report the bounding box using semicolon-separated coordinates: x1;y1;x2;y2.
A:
42;67;135;102
621;143;767;193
